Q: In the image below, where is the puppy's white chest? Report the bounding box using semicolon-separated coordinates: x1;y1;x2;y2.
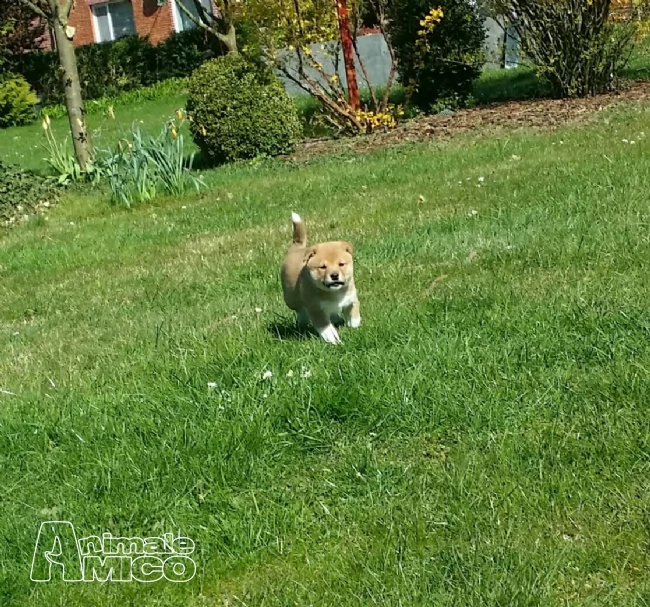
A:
323;289;357;316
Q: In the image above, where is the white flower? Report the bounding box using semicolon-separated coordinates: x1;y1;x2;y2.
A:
622;138;629;143
262;370;273;380
263;393;268;399
468;210;478;217
255;307;262;313
477;176;484;182
286;370;294;378
207;382;217;389
301;368;311;378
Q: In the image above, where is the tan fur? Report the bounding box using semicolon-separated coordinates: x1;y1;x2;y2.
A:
281;213;361;344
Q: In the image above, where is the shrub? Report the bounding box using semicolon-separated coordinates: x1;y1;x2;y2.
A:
490;0;636;97
186;56;302;164
0;74;37;128
0;161;59;227
387;0;486;112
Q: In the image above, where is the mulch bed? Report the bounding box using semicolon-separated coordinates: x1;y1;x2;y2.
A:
287;81;650;161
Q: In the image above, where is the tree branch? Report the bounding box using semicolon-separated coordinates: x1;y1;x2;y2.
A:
191;0;217;28
17;0;49;21
61;0;74;19
176;0;220;35
353;38;378;108
279;60;362;131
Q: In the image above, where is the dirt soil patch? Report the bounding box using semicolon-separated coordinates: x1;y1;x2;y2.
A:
288;81;650;161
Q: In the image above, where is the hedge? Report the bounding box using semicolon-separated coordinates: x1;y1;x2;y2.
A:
1;27;243;107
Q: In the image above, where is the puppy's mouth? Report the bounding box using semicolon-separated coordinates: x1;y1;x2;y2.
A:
324;280;345;289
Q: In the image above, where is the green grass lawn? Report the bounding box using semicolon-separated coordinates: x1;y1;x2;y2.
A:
0;67;565;175
2;94;650;605
0;95;189;174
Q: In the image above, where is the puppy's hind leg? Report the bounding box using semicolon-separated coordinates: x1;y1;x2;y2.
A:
295;309;310;330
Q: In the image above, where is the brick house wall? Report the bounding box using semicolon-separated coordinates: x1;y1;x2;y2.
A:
40;0;211;50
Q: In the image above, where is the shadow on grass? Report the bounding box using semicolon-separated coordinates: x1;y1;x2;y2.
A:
622;38;650;81
473;66;552;104
267;317;315;341
190;150;215;172
267;315;346;341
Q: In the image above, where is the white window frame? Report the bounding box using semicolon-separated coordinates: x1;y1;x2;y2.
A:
91;1;135;43
171;0;213;34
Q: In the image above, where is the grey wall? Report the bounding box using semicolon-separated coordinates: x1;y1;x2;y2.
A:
277;17;518;95
277;35;393;97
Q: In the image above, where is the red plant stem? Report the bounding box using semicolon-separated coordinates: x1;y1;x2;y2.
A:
335;0;361;111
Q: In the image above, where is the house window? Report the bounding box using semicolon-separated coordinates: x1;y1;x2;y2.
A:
173;0;213;32
92;1;137;43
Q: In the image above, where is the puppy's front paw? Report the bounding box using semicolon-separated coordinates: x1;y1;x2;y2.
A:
347;315;362;329
319;324;341;344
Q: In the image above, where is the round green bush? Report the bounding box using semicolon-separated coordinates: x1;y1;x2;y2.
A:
387;0;486;113
186;56;302;164
0;74;38;128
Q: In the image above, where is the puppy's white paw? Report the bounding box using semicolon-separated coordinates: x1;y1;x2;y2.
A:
319;324;341;344
347;316;362;329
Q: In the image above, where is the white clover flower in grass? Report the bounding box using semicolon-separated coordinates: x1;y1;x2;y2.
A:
301;368;312;378
255;307;262;313
207;382;217;389
477;176;485;183
286;370;295;378
262;370;273;380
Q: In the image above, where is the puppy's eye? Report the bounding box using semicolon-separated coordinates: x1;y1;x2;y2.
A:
319;264;327;270
339;262;345;267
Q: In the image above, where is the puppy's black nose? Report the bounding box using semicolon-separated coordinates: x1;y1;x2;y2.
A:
330;272;339;280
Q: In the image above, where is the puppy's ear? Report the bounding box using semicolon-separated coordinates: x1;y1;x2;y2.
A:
304;246;318;263
342;241;354;255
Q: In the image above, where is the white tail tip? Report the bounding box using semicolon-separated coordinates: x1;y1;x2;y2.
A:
291;212;302;223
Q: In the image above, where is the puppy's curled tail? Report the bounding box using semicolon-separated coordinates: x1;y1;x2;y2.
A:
291;212;307;247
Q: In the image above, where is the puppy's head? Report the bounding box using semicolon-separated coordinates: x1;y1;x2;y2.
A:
304;241;354;291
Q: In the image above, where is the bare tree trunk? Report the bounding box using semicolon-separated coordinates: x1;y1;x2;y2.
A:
221;21;238;55
51;18;92;170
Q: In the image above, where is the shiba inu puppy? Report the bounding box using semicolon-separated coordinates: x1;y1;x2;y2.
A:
280;213;361;344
